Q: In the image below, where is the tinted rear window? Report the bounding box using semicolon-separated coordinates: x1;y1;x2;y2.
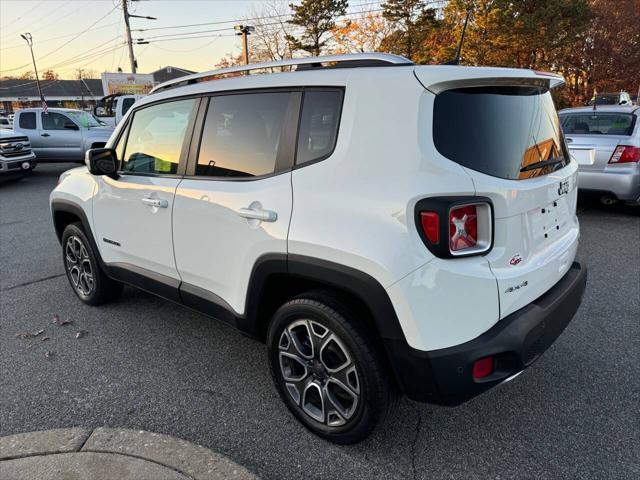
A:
560;113;635;136
433;86;569;180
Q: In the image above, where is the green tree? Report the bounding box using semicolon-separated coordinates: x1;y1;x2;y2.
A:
286;0;348;56
381;0;437;61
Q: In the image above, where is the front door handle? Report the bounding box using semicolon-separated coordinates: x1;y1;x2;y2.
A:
237;207;277;222
141;197;168;208
41;133;50;137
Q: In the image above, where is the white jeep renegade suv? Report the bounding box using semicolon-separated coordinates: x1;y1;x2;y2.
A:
50;53;587;444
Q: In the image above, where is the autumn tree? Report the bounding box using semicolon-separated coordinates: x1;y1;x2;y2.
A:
331;10;393;53
286;0;348;56
42;69;58;81
18;71;34;80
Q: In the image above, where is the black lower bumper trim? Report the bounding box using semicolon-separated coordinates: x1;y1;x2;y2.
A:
385;261;587;405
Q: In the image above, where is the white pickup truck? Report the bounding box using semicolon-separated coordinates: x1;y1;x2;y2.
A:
95;94;145;127
12;108;114;162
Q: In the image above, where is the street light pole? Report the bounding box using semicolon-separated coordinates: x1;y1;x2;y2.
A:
234;25;255;65
20;33;45;107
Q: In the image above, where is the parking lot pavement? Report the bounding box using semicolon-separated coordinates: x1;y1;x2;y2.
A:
1;164;639;480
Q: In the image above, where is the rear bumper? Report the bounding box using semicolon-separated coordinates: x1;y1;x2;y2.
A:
384;261;587;405
578;169;640;202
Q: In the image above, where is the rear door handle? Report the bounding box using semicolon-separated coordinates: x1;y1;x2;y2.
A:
237;207;277;222
141;197;168;208
41;133;50;137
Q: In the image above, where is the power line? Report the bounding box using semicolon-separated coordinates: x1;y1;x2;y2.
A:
0;22;121;51
1;6;119;73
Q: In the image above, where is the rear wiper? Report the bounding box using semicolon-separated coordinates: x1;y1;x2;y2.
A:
520;157;565;172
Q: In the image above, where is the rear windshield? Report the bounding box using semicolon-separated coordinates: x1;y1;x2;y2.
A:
588;95;620;106
433;86;569;180
560;113;635;136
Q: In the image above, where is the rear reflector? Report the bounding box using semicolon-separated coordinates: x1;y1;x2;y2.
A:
420;211;440;244
449;205;478;251
609;146;640;164
472;356;495;379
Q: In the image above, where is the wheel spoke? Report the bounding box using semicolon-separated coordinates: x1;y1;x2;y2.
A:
319;334;352;373
302;380;325;423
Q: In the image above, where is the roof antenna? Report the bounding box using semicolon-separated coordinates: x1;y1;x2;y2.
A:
444;10;471;65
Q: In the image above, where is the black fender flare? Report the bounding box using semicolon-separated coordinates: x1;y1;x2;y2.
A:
240;253;407;343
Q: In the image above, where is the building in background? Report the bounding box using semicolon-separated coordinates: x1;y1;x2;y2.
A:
0;66;194;114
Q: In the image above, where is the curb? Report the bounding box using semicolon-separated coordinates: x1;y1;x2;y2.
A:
0;427;257;480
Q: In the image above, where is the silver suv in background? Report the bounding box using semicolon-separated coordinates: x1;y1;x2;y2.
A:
587;92;633;106
12;108;114;162
560;106;640;205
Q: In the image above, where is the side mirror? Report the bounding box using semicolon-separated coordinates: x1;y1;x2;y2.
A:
87;148;118;178
64;122;79;130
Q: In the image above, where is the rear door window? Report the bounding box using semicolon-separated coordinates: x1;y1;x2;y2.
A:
19;112;36;129
196;92;295;178
42;112;73;130
433;86;569;180
560;113;635;136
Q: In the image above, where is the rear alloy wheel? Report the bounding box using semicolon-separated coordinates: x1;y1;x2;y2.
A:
279;319;361;427
268;293;396;444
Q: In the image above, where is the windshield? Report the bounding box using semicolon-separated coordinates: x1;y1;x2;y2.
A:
560;113;636;136
67;111;102;128
433;86;569;180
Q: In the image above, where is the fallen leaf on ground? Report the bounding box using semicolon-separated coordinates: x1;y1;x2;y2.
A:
75;331;86;339
44;351;52;358
52;314;72;326
15;329;45;339
41;336;50;342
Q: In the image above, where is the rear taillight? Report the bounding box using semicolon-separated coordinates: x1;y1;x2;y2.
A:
473;356;495;379
416;198;493;258
449;205;478;251
420;211;440;244
609;145;640;164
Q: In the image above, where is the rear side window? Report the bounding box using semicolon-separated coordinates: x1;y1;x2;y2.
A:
296;89;342;165
560;113;635;136
19;112;36;129
122;99;195;175
196;92;293;177
433;86;569;180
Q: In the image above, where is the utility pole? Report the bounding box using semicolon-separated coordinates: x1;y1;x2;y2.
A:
20;33;46;109
77;69;85;109
122;0;156;74
122;0;136;73
234;25;255;65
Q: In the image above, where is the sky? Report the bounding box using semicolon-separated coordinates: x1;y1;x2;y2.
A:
0;0;381;79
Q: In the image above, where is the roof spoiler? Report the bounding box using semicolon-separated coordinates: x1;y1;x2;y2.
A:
415;67;565;94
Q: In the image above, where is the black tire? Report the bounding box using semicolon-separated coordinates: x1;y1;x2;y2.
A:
267;290;397;444
61;222;123;305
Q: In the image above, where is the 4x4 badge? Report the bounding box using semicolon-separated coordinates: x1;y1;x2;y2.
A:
558;180;569;196
509;254;523;266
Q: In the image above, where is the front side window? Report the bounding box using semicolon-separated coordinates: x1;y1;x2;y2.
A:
196;92;292;177
560;113;636;136
122;99;195;175
19;112;36;129
296;89;342;165
433;86;569;180
42;112;76;130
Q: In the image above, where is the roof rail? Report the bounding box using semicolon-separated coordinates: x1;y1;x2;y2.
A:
150;53;413;94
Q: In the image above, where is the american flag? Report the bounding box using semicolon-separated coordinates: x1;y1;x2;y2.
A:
42;100;48;114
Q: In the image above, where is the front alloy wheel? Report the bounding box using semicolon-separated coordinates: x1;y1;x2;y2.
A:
65;235;94;296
